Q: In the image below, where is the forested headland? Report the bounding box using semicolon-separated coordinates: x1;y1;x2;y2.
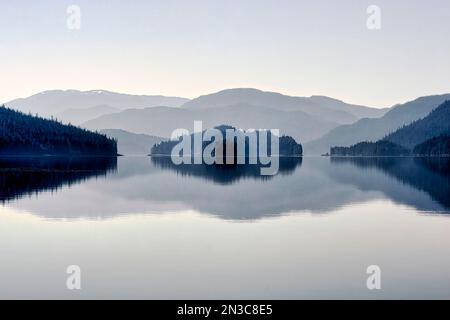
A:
0;105;117;156
330;101;450;157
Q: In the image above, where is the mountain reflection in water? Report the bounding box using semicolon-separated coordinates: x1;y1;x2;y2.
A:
1;156;449;220
330;157;450;210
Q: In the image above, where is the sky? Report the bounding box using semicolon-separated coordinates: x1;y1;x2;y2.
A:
0;0;449;108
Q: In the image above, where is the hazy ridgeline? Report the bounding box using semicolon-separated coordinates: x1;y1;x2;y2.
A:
3;89;450;157
100;129;164;155
330;100;450;156
384;100;450;149
5;89;189;124
79;88;386;143
307;95;450;154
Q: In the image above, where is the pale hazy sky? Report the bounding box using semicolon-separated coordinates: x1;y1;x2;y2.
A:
1;0;449;107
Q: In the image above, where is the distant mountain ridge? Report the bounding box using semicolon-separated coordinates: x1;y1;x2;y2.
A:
5;89;189;124
306;94;450;154
57;105;121;125
330;100;450;157
7;89;450;153
385;100;450;148
83;88;387;143
83;104;337;143
182;88;386;123
100;129;164;155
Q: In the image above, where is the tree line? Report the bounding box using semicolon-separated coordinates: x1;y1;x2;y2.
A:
0;105;117;155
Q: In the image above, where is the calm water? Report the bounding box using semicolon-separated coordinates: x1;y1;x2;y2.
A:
0;156;449;299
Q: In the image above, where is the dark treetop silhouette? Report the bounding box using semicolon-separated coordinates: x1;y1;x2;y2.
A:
0;105;117;156
330;140;411;156
413;135;450;156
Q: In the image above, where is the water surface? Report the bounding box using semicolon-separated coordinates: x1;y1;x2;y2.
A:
1;156;449;299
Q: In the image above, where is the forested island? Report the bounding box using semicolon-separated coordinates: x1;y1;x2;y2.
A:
0;105;117;156
150;125;303;159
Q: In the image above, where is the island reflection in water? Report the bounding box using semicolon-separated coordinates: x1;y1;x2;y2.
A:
1;155;450;300
151;155;302;184
1;156;449;220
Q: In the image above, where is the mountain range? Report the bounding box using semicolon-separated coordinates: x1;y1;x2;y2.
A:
306;94;450;154
5;88;450;155
100;129;164;155
385;100;450;149
81;88;387;143
330;100;450;156
181;88;385;121
5;89;189;125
